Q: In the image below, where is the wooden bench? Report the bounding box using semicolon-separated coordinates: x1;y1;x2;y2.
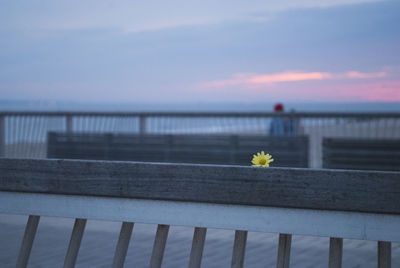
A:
47;132;309;167
0;158;399;268
323;138;400;171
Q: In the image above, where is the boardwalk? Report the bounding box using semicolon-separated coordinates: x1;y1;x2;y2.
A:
1;214;399;267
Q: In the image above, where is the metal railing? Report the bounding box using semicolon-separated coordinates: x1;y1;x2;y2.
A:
1;111;400;168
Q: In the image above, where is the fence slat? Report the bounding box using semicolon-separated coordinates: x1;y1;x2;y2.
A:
112;222;134;268
231;230;248;268
63;218;87;268
188;227;207;268
0;115;4;157
66;115;73;133
378;241;391;268
139;115;147;134
16;215;40;268
277;233;292;268
329;237;343;268
149;224;170;268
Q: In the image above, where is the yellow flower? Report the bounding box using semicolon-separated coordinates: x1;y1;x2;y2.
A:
251;151;274;167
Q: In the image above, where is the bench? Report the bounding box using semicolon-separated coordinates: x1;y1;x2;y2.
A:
0;158;399;268
323;138;400;171
47;132;309;167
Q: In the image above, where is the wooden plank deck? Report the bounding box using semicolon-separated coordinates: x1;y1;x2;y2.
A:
1;214;400;268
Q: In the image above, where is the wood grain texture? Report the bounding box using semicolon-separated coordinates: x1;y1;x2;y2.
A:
231;230;247;268
149;224;169;268
323;138;400;171
277;234;291;268
1;158;400;214
188;227;207;268
47;132;309;168
329;237;343;268
63;218;86;268
112;222;134;268
16;215;40;268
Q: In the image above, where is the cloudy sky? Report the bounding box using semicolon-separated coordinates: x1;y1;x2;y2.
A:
1;0;399;103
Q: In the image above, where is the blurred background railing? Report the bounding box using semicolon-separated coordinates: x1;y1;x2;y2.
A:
1;111;400;168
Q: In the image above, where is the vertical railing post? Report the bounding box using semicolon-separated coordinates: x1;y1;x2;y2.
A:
0;115;5;157
231;230;248;268
16;215;40;268
277;233;292;268
378;241;391;268
66;115;73;133
139;115;147;135
64;218;87;268
149;224;169;268
329;237;343;268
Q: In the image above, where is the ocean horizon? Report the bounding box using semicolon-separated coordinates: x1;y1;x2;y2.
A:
1;99;400;112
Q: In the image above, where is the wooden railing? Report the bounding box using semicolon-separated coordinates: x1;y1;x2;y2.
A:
323;137;400;171
1;111;400;168
47;132;309;167
0;158;399;267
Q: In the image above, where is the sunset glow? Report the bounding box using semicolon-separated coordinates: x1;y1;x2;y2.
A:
0;0;399;104
201;71;388;88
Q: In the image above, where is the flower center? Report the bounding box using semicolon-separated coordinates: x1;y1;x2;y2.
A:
259;158;266;165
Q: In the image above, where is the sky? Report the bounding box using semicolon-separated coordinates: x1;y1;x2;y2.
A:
0;0;399;103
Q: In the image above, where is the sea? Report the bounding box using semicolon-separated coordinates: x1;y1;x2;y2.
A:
1;99;400;112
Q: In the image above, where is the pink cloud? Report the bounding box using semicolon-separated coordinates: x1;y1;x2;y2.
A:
201;70;387;88
256;80;400;102
248;71;333;84
327;81;400;102
344;71;386;79
274;80;400;102
192;78;400;102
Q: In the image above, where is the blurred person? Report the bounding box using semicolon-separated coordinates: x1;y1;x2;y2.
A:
269;103;285;135
269;103;302;136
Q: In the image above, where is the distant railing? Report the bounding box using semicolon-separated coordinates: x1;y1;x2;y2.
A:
1;111;400;168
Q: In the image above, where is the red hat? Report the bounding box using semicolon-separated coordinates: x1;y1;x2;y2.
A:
274;103;284;112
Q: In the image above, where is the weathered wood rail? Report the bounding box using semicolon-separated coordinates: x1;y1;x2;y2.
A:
323;138;400;171
47;132;309;167
0;158;399;268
